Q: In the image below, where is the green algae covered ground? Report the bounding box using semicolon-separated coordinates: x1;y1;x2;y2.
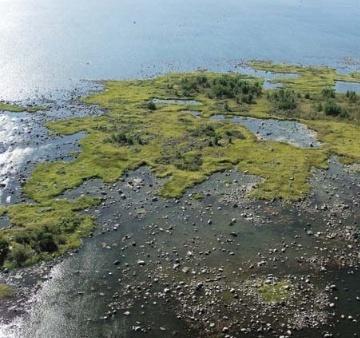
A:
0;283;13;299
0;62;359;268
0;102;45;113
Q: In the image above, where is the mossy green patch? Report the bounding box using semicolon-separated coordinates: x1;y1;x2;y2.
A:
258;280;291;304
0;197;99;268
306;120;360;163
248;60;360;94
0;102;45;113
24;71;341;203
0;283;14;299
1;65;359;269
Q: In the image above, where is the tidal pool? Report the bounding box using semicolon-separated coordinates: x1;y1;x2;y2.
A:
211;115;320;148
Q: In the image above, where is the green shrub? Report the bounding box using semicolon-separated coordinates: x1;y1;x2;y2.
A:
14;232;32;245
147;101;157;111
179;76;210;96
179;74;262;102
324;101;347;117
268;89;297;111
190;124;216;138
321;88;336;98
210;76;261;100
37;232;58;253
107;132;149;146
0;238;9;266
346;90;357;103
9;243;34;267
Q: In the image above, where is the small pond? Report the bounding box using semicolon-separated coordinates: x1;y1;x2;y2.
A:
211;115;320;148
151;98;201;106
335;81;360;93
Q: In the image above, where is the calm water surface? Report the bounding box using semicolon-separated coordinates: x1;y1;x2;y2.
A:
0;0;359;100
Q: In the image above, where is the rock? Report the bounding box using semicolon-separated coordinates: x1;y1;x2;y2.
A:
229;218;237;225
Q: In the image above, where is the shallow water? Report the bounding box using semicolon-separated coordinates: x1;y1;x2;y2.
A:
0;112;82;204
1;162;358;338
0;87;103;204
211;114;320;148
335;81;360;93
0;0;360;100
151;98;201;106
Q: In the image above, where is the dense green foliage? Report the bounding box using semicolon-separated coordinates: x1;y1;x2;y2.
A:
267;89;298;111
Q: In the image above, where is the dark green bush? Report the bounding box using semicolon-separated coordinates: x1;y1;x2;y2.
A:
10;243;33;267
321;88;336;98
268;89;297;110
190;124;216;138
324;101;347;117
174;153;203;171
37;232;58;253
346;90;357;102
210;76;261;100
107;132;149;146
14;232;32;245
0;238;9;266
179;76;210;96
179;74;262;103
147;101;157;111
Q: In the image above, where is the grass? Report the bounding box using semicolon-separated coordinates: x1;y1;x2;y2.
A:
0;283;13;299
24;71;343;203
0;64;359;269
0;102;45;113
0;197;99;268
248;60;360;94
258;280;291;304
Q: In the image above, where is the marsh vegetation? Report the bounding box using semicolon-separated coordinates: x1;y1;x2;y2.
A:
0;62;359;269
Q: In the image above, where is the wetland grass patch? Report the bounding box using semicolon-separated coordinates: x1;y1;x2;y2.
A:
1;65;359;268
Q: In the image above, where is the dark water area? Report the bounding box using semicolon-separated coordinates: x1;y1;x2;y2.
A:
0;0;360;101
